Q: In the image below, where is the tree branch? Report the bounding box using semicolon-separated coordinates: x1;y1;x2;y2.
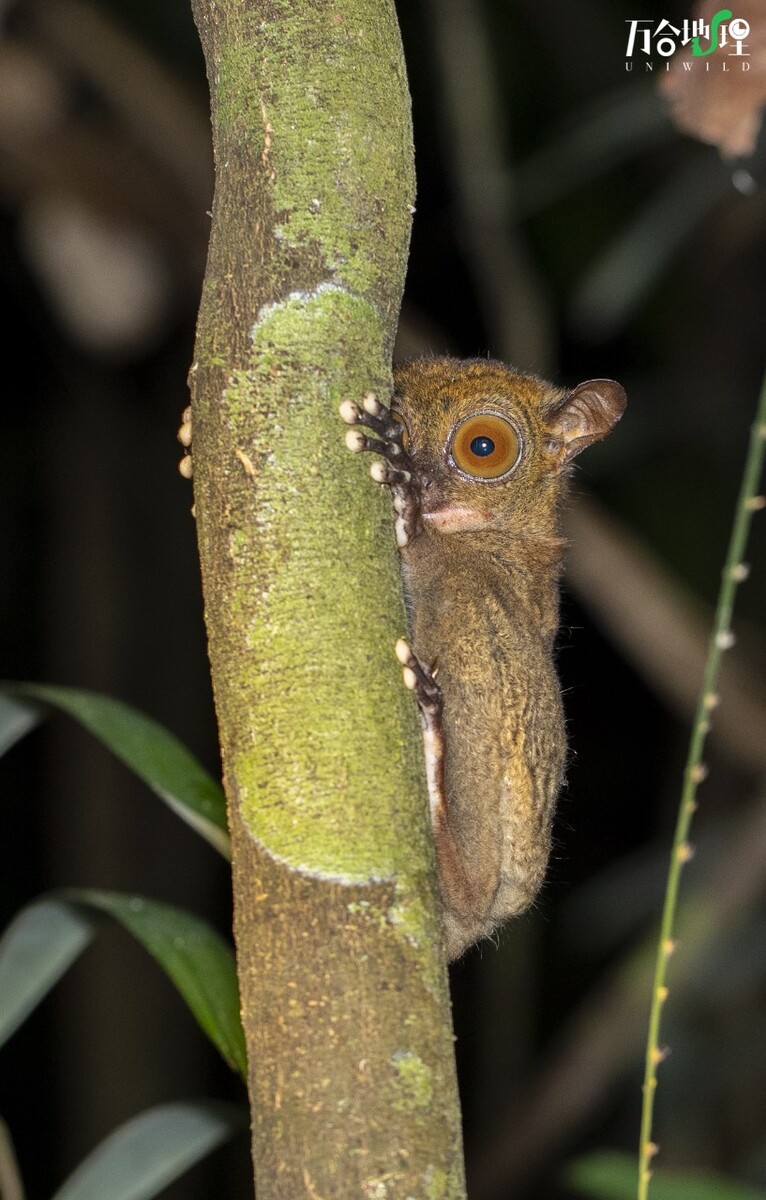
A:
188;2;466;1197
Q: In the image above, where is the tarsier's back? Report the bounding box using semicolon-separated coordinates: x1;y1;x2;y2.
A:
345;357;625;960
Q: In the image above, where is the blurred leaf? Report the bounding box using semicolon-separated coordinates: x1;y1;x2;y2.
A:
0;1115;25;1200
560;821;728;958
567;1150;766;1200
0;893;246;1077
50;1101;247;1200
516;84;672;217
560;844;663;956
701;916;766;1000
0;683;229;858
0;897;95;1049
68;890;246;1077
0;692;43;758
570;153;732;337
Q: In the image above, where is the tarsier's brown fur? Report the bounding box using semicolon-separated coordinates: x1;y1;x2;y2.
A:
391;359;626;959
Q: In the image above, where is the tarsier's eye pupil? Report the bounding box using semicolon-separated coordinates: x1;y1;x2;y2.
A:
451;412;522;481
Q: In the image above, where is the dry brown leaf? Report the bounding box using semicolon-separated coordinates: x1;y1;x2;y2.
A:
658;0;766;158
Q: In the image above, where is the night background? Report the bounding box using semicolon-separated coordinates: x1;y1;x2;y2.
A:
1;1;764;1197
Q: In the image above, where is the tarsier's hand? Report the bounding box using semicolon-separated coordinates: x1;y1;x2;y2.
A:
341;388;462;952
339;394;445;710
339;391;420;548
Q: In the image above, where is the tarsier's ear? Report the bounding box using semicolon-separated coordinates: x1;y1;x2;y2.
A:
544;379;626;472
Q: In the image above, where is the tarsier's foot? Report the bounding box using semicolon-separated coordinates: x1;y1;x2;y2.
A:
177;406;193;479
339;391;419;547
395;638;442;717
395;638;447;831
395;638;476;953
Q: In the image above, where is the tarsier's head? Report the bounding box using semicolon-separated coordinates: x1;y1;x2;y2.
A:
392;358;626;536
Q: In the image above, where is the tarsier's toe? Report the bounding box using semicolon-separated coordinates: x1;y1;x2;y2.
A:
340;397;387;463
338;399;360;425
344;428;367;453
342;389;419;548
178;406;192;445
177;406;193;479
361;389;386;418
395;637;414;667
370;461;410;486
339;390;405;450
395;639;442;713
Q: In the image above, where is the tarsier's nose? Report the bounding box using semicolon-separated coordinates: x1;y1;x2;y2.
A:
408;451;442;505
416;473;444;511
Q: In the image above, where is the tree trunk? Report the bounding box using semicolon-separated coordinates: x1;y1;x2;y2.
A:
188;2;466;1196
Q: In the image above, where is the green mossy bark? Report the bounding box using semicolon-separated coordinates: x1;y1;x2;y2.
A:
188;2;466;1196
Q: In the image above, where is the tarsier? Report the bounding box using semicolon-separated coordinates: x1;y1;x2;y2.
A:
341;358;626;960
179;357;625;962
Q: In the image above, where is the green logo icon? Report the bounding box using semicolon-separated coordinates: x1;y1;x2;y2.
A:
692;7;732;56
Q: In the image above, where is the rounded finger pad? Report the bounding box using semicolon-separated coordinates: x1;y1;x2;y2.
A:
339;399;360;424
345;429;366;452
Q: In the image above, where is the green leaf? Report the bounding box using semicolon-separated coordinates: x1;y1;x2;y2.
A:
0;897;96;1048
566;1151;766;1200
50;1100;247;1200
0;893;246;1078
0;683;229;858
67;890;247;1078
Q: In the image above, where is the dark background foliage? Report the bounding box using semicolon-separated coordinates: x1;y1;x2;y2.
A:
1;1;764;1197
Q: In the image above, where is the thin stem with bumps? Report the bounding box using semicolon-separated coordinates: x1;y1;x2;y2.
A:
638;371;766;1199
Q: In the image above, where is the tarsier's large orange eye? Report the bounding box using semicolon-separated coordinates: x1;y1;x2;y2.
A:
449;412;522;481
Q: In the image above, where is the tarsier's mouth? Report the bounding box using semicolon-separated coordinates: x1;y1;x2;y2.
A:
421;504;493;533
